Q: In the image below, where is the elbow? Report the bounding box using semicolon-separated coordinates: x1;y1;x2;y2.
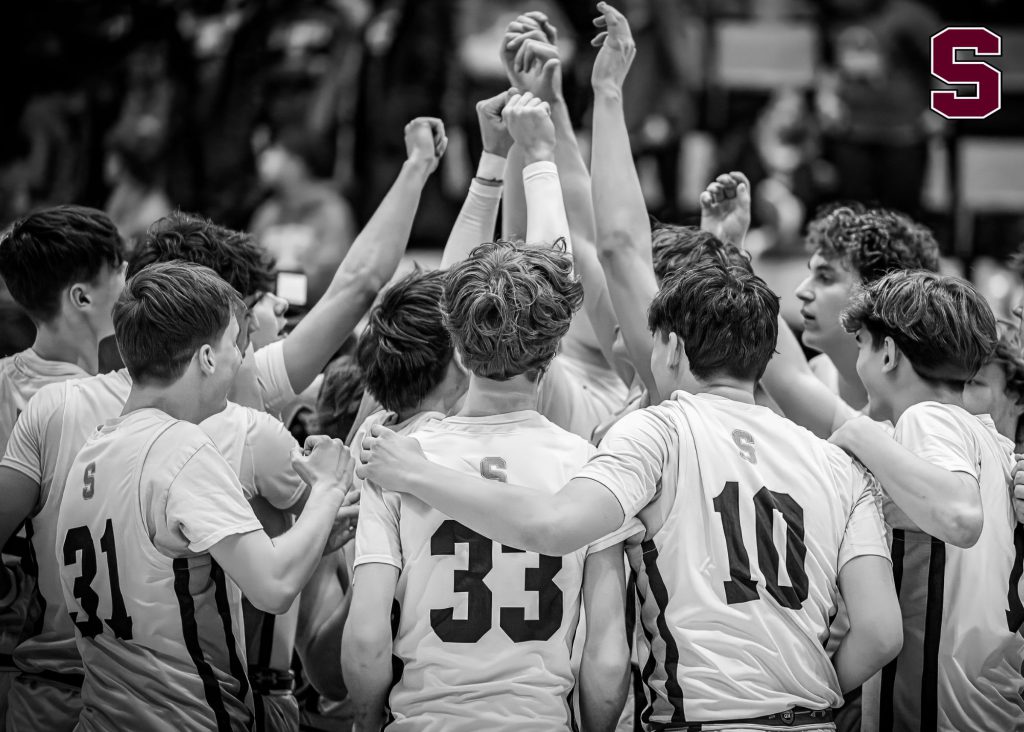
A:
249;582;302;616
874;621;904;668
527;510;587;556
942;501;983;548
595;229;638;262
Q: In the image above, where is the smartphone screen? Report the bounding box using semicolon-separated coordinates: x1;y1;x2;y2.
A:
276;271;308;307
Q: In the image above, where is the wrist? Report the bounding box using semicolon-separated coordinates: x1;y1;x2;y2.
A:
475;151;507;182
522;145;555;165
402;156;434;178
311;478;346;497
593;85;624;103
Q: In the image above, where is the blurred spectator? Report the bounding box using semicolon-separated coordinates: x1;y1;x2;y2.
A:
103;127;172;253
250;125;356;308
719;89;836;252
817;0;941;218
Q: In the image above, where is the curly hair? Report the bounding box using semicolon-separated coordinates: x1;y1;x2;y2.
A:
806;204;940;284
357;268;452;413
651;223;752;284
648;261;780;381
841;270;997;387
443;240;583;381
992;320;1024;406
129;212;276;298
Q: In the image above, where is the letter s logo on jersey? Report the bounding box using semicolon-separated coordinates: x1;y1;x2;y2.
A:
930;27;1002;120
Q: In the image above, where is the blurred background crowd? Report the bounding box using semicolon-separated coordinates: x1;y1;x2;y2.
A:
2;0;1024;353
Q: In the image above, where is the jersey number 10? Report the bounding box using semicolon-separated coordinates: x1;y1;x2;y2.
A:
713;481;809;610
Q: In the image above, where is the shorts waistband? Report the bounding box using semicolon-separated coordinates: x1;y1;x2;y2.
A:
655;707;834;730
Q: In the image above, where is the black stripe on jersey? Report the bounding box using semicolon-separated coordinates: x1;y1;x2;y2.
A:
23;518;45;636
635;564;659;727
254;693;266;732
1006;524;1024;633
257;612;276;669
919;539;945;731
641;539;687;725
879;529;905;732
173;558;232;732
211;560;251;707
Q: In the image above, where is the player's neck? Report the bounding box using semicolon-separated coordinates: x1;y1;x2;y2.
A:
457;373;536;417
693;378;757;406
887;379;964;424
122;380;215;425
31;320;99;375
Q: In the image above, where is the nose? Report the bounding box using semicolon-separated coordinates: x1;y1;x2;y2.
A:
795;276;813;303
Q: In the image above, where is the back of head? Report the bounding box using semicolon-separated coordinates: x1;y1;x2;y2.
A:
357;269;452;414
993;321;1024;406
648;261;780;382
315;355;365;439
129;212;275;299
442;241;583;381
841;270;997;387
114;261;242;385
806;204;940;284
0;206;124;322
651;223;752;283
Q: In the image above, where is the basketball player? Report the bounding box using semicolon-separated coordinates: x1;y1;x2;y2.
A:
54;262;348;731
0;207;125;724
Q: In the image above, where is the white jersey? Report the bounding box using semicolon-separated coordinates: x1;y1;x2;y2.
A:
575;391;891;725
0;349;87;665
0;370;304;680
537;356;623;442
354;410;639;731
55;408;262;731
879;402;1024;732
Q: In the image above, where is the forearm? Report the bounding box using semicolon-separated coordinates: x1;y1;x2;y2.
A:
841;428;981;546
760;317;849;438
524;161;570;250
343;628;392;732
301;595;350;699
579;649;630;732
502;145;527;239
551;97;623;374
269;485;345;599
440;169;503;268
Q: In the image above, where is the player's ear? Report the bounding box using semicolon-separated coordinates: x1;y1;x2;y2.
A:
666;332;683;370
880;336;899;374
67;281;91;311
197;343;217;376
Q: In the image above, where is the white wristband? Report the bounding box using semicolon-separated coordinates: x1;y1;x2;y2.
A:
476;152;507;182
523;160;559;180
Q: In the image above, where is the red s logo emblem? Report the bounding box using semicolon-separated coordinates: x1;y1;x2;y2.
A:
930;27;1002;120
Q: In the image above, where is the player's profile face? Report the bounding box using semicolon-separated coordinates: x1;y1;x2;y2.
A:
248;291;289;350
964;361;1017;434
852;328;887;414
795;252;858;352
90;260;128;339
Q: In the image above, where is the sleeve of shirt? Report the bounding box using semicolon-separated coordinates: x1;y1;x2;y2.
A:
254;340;298;418
524;161;572;254
838;467;892;570
164;443;263;554
353;482;402;570
440;174;504;269
0;388;52;483
588;517;645;555
574;406;676;524
895;404;978;479
247;412;306;510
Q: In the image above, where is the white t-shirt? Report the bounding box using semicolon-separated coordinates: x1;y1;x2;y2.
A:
354;410;640;731
56;409;260;731
878;402;1024;731
575;391;890;724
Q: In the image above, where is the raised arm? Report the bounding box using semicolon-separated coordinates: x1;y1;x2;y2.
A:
440;92;509;268
209;439;350;614
280;118;446;393
355;424;624;555
513;30;627;380
590;4;661;399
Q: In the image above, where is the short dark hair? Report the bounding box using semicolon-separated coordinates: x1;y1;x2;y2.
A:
443;241;583;380
114;261;243;385
806;205;940;284
315;355;365;439
357;269;452;413
647;261;780;381
651;223;753;283
841;270;997;387
129;212;275;298
0;206;124;322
